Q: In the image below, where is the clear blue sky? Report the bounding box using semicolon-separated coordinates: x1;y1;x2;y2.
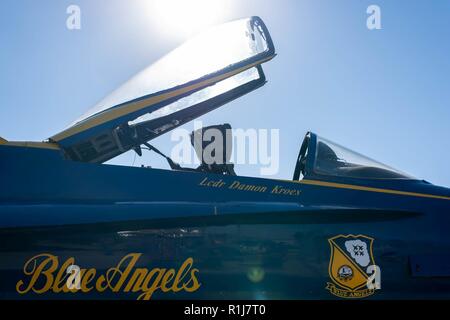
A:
1;0;449;186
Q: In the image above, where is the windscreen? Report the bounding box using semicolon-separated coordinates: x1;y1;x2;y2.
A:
314;136;414;179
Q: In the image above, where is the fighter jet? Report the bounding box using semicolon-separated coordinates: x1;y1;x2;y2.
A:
0;16;449;299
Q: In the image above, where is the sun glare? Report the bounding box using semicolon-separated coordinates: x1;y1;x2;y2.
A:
150;0;233;38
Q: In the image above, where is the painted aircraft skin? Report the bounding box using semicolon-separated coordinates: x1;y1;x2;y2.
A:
0;17;449;299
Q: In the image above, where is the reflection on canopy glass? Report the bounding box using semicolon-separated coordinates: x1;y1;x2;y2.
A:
129;68;260;125
314;136;414;179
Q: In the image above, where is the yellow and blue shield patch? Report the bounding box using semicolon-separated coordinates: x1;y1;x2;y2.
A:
326;234;377;298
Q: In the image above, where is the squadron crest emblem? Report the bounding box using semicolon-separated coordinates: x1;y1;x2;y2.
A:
326;234;379;298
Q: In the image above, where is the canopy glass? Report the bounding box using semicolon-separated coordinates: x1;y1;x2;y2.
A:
313;135;414;179
72;17;272;127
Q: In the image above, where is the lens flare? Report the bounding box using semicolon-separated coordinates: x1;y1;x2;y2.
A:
150;0;233;38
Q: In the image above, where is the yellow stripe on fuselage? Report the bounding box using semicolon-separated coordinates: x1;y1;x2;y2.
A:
287;179;450;201
51;56;274;142
1;141;61;150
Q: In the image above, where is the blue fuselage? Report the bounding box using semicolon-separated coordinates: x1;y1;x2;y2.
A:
1;145;449;299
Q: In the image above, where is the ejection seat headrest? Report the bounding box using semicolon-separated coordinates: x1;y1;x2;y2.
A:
190;123;232;165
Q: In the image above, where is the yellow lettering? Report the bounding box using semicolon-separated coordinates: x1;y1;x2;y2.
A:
16;254;58;294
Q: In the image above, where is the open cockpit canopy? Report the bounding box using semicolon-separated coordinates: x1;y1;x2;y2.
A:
51;16;275;163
